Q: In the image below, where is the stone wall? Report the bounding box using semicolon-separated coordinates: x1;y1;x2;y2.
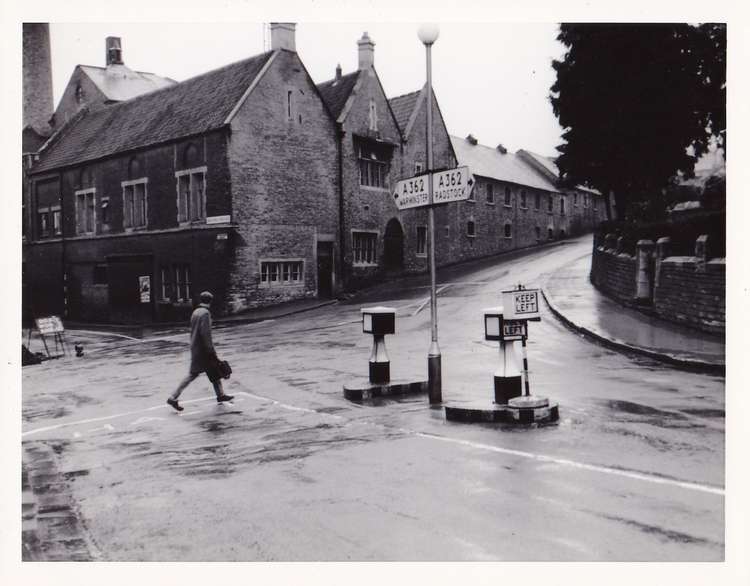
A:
590;234;725;334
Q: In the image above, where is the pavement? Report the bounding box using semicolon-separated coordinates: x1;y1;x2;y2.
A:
542;252;726;373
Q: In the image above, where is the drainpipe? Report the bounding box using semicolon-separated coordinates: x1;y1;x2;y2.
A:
337;124;346;290
60;173;67;318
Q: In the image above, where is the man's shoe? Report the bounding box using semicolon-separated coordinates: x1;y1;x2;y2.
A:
167;398;184;412
217;394;234;403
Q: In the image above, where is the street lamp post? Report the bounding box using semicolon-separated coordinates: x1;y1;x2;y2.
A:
418;24;441;405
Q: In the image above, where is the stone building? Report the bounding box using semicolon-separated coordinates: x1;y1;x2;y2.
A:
25;24;339;323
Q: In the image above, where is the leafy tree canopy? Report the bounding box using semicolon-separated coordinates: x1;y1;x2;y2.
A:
550;23;726;220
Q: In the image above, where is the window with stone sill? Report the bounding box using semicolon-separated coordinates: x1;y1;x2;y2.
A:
260;260;304;285
357;142;390;189
504;223;512;239
352;231;378;265
504;186;512;207
486;183;494;204
75;189;96;235
467;220;476;238
175;167;206;223
37;206;62;239
520;190;528;209
122;179;148;229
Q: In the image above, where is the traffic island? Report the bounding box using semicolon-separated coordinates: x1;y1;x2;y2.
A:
444;397;559;424
343;379;428;402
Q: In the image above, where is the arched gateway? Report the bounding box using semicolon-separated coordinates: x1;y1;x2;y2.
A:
383;218;404;270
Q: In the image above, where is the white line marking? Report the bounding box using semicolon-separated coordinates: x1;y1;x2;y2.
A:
67;329;140;341
21;396;215;437
411;431;724;496
412;284;452;316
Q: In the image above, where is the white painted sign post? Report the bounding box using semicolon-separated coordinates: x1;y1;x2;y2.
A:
501;288;541;320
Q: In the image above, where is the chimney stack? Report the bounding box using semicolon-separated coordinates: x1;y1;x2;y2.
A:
496;144;507;154
357;32;375;70
335;64;342;80
106;36;123;66
466;134;478;146
270;23;296;52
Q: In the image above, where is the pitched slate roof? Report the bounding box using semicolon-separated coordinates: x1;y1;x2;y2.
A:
518;148;601;195
80;64;176;102
388;89;420;133
450;135;560;193
33;51;275;173
316;71;360;120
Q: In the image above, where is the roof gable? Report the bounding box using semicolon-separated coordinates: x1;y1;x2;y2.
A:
388;89;421;134
317;71;360;121
80;64;176;102
33;51;275;173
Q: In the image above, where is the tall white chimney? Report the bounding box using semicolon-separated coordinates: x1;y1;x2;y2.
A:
106;36;123;66
270;23;296;52
357;32;375;70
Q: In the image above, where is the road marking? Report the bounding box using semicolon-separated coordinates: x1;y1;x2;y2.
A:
21;396;216;437
411;431;725;496
412;284;452;316
67;329;141;341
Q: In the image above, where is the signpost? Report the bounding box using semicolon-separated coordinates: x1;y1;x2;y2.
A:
501;288;541;320
34;315;66;358
392;166;475;211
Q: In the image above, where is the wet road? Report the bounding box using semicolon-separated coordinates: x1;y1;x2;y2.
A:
21;236;725;561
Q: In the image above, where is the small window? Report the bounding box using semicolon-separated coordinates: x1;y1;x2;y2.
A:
520;190;527;209
52;208;61;235
504;187;512;206
574;193;578;206
260;261;304;285
75;84;83;104
368;99;378;131
358;143;389;188
175;168;206;222
416;226;427;256
174;265;192;303
592;196;597;210
353;232;378;265
560;197;566;215
467;220;476;237
161;267;173;301
75;189;96;235
548;195;554;212
287;90;293;120
122;180;147;229
504;223;512;239
535;192;541;210
37;210;50;238
535;226;541;241
468;184;476;202
559;229;566;239
486;184;494;204
548;227;554;239
93;265;107;285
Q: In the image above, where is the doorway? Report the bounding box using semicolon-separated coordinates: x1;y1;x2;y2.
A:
316;241;333;298
383;218;404;270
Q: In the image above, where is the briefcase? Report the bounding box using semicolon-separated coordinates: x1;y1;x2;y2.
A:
217;359;232;379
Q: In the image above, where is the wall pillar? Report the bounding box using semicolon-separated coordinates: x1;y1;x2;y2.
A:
635;239;655;303
655;237;670;289
695;234;709;273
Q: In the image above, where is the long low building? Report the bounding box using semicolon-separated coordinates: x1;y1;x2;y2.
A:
22;24;607;325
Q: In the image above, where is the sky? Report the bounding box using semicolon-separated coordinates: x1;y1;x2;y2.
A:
47;22;567;157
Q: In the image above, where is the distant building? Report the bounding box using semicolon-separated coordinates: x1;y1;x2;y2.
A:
50;36;176;129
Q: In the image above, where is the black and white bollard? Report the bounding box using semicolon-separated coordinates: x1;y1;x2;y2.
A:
361;307;395;384
484;307;523;404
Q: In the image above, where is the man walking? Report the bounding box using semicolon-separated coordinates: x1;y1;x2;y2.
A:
167;291;233;411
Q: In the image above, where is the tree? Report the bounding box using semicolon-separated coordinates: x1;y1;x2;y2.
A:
550;23;726;220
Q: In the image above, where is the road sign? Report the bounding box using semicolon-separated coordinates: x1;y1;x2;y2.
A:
501;288;541;320
35;316;64;335
432;166;474;204
392;166;474;210
392;174;429;210
501;318;527;341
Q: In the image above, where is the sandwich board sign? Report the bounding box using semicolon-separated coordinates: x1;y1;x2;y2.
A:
392;166;475;210
501;288;541;320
